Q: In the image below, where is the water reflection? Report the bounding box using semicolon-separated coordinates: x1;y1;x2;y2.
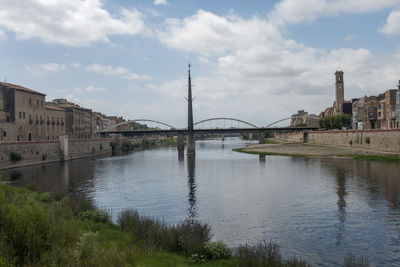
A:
187;155;197;219
335;168;347;246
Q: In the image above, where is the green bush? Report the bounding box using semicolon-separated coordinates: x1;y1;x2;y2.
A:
9;152;22;162
174;219;213;255
187;253;205;264
203;241;232;260
121;140;135;152
365;137;371;144
349;140;353;145
79;210;111;224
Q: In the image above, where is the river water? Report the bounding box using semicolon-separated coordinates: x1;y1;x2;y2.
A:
2;138;400;266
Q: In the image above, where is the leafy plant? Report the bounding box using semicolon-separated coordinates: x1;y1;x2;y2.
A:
365;137;371;144
187;253;206;264
79;210;111;224
203;241;232;260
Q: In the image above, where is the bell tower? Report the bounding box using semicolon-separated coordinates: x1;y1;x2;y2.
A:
334;70;344;114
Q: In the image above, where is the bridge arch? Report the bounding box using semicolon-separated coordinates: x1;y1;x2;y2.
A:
104;119;176;131
194;117;258;128
264;117;291;128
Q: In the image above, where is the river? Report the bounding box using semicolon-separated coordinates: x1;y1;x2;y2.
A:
2;137;400;266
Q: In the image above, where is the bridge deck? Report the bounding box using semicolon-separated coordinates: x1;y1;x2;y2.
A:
100;127;318;136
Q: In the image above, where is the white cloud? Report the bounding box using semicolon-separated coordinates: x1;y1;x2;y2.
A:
345;34;359;41
83;64;152;80
153;9;400;126
270;0;397;24
75;86;107;93
154;0;168;6
0;0;145;46
25;63;66;76
380;10;400;35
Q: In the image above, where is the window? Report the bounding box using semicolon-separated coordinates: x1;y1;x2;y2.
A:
29;98;32;104
19;112;22;119
23;112;25;119
41;100;43;106
2;131;6;137
37;99;39;106
6;116;9;122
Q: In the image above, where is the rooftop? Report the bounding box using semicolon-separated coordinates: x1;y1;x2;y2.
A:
0;82;46;96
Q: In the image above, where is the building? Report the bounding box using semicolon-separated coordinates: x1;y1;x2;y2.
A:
291;110;320;127
0;82;48;142
397;81;400;128
333;70;345;114
51;99;93;139
44;104;66;140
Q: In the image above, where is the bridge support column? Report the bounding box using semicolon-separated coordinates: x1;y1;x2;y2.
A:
187;133;196;155
221;134;224;142
178;133;185;152
249;133;253;140
259;131;265;144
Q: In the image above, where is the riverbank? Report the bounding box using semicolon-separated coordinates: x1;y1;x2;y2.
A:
234;139;400;162
0;181;319;266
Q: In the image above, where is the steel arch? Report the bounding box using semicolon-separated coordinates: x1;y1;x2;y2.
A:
264;117;291;128
104;119;176;131
194;117;258;128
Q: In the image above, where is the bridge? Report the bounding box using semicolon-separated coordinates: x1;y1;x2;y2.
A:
101;65;317;155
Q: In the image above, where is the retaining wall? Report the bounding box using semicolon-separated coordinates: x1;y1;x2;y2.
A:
0;138;112;169
275;130;400;153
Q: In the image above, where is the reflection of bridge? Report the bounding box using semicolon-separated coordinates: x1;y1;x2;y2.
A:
101;66;316;155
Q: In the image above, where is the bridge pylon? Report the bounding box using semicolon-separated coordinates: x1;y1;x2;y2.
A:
186;64;196;155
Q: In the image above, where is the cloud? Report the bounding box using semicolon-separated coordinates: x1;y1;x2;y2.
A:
154;0;168;6
345;34;359;41
270;0;397;24
380;10;400;35
152;9;400;126
83;64;152;80
0;0;145;46
75;86;107;93
25;63;66;76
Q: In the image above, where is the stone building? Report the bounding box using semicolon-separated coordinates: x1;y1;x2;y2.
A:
51;99;93;139
333;70;345;114
397;81;400;128
0;82;48;142
291;110;320;127
384;89;398;129
44;104;66;140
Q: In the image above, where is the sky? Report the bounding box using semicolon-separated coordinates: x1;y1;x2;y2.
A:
1;0;400;128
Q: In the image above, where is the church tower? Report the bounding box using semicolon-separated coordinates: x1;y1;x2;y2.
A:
334;70;344;114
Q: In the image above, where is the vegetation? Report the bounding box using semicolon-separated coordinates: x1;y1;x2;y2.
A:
9;152;22;162
0;180;374;266
365;137;371;144
319;114;351;130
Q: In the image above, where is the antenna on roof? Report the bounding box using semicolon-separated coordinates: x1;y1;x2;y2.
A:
4;77;6;83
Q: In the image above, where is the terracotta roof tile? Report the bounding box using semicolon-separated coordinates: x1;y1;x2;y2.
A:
45;105;65;112
0;82;46;96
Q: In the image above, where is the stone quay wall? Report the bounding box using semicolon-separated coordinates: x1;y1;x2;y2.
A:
275;129;400;153
0;137;112;169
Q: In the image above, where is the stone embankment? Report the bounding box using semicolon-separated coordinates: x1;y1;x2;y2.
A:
0;136;113;170
240;129;400;159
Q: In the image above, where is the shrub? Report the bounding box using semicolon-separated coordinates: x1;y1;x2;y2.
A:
203;241;232;260
2;201;51;264
236;241;282;267
187;253;205;264
349;140;353;145
9;152;22;162
121;140;135;152
71;231;100;267
174;219;213;255
79;210;111;224
365;137;371;144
